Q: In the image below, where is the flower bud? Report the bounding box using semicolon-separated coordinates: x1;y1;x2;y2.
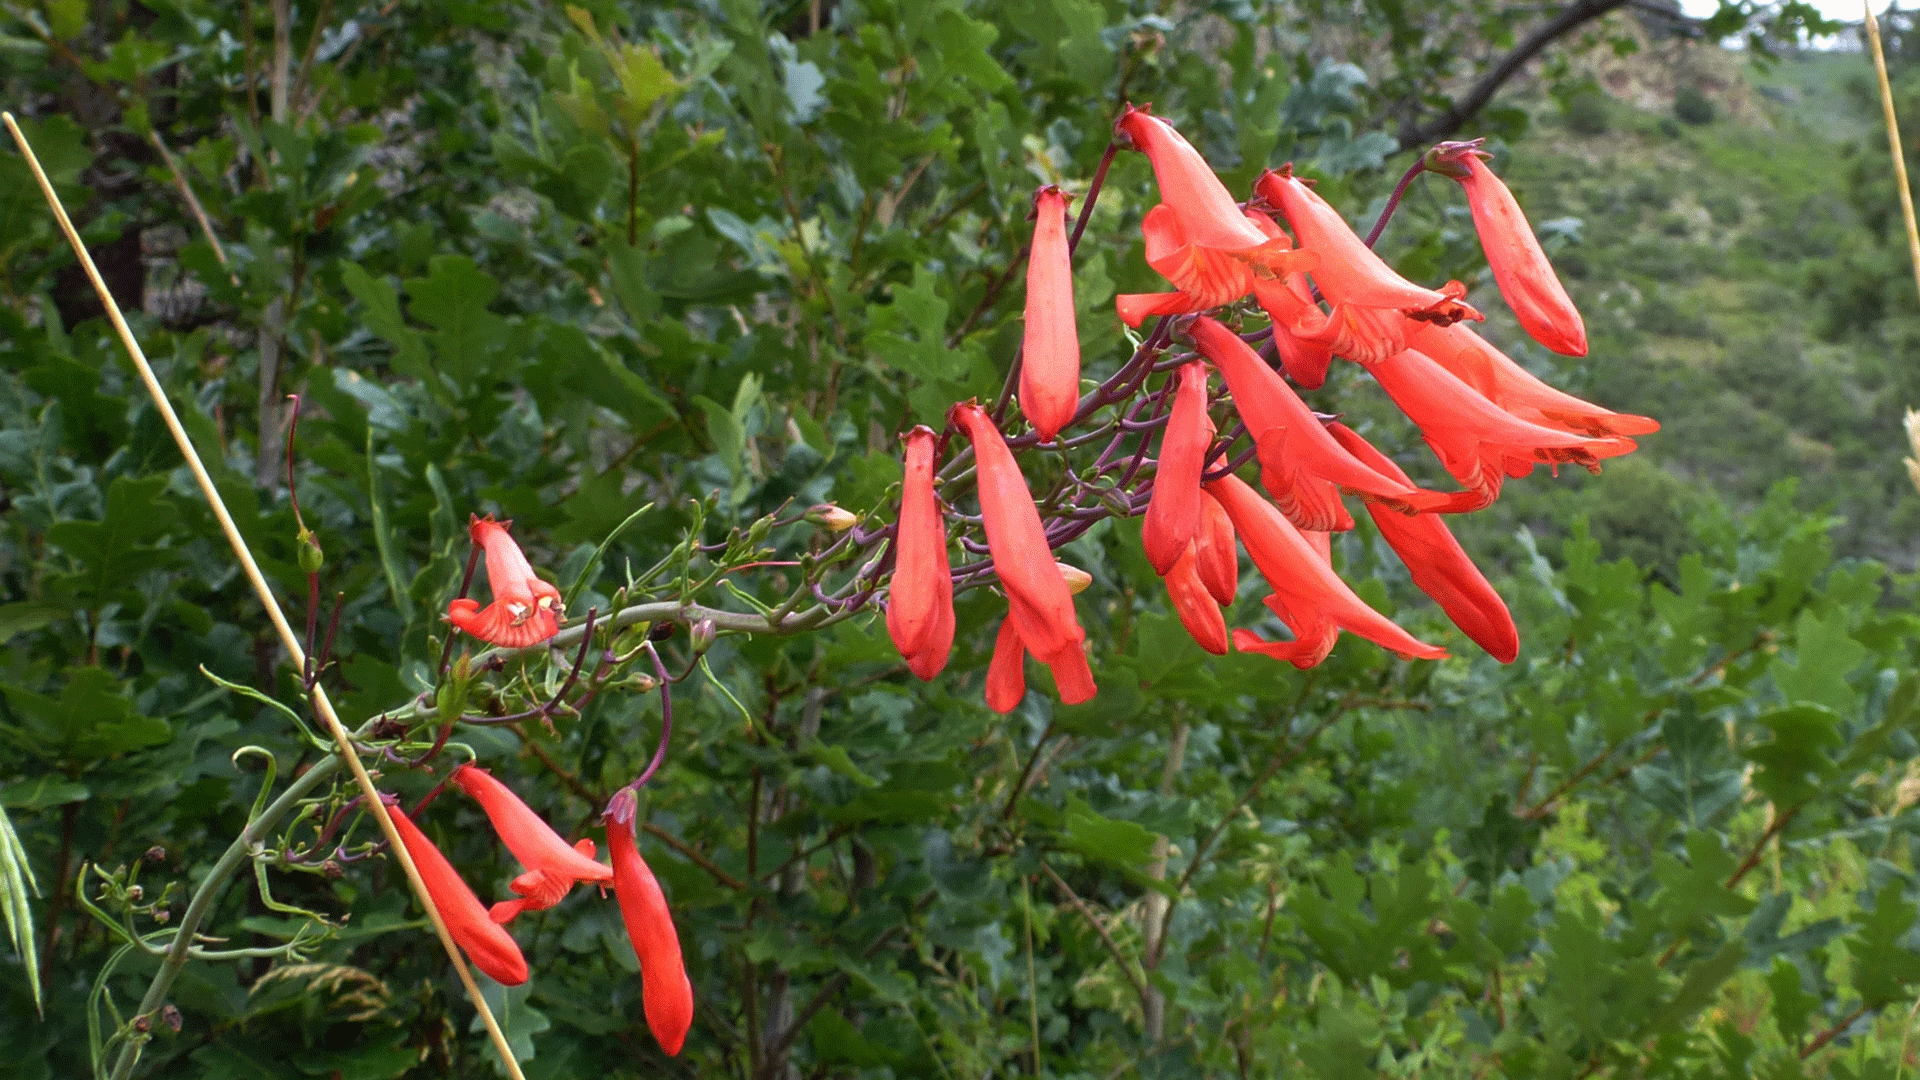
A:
161;1005;183;1033
807;503;858;531
297;527;324;574
1056;562;1092;595
688;618;717;655
604;786;640;827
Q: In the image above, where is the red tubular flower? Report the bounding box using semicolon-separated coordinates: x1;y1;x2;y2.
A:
1022;186;1081;442
985;600;1098;713
383;804;529;987
1193;490;1238;606
447;515;563;648
1256;167;1479;362
949;403;1087;668
1116;205;1315;327
1248;272;1335;388
1164;545;1227;655
986;615;1027;714
1190;315;1461;531
1205;473;1446;668
1117;106;1279;253
1406;320;1657;438
1141;362;1210;575
1431;141;1587;356
449;765;614;923
1328;422;1518;663
1361;348;1638;504
886;426;954;680
607;818;693;1056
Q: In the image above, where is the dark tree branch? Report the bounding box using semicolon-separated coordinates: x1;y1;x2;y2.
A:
1397;0;1634;149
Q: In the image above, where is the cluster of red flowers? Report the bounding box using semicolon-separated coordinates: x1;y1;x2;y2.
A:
420;105;1660;1051
421;519;691;1055
887;107;1655;708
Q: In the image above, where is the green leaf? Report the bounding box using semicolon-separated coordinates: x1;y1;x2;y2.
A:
1848;882;1920;1004
0;777;90;810
405;255;506;384
1776;608;1867;713
807;740;879;788
339;261;430;378
0;602;69;644
1061;799;1155;869
1743;704;1844;809
869;269;969;381
44;475;179;606
0;667;171;760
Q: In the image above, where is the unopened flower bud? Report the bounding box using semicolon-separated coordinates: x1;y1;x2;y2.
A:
321;860;344;880
152;907;170;924
1056;562;1092;595
297;528;324;574
807;503;858;531
127;885;143;902
689;618;717;654
133;1015;151;1034
144;846;167;864
1096;485;1136;519
160;1005;183;1033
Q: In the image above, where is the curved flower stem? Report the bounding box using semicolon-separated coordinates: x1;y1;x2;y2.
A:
627;644;675;791
1067;141;1121;252
1364;160;1428;249
437;543;484;682
107;756;342;1079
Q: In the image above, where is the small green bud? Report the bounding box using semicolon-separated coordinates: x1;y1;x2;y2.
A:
806;503;858;531
297;528;324;574
689;618;717;654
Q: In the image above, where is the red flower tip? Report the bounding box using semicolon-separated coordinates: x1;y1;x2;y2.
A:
446;515;562;648
886;426;955;680
951;404;1090;674
986;603;1097;713
1205;473;1446;667
1328;422;1518;662
1361;348;1637;504
1254;169;1482;351
1021;186;1082;442
1188;315;1456;531
1430;145;1587;356
384;806;529;987
1164;545;1228;655
1193;490;1238;606
452;765;611;924
1406;321;1657;439
608;820;693;1056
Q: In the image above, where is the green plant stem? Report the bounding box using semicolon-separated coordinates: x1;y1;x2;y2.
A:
107;755;341;1080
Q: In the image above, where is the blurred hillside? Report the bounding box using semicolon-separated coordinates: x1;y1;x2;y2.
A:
1376;20;1920;574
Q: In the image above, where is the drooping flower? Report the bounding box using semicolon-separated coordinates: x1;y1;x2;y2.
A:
1406;320;1657;439
886;426;954;680
1256;166;1477;320
1022;185;1082;442
985;615;1027;714
606;804;693;1057
449;765;614;924
1115;205;1315;327
949;404;1091;673
1163;545;1227;655
1116;105;1283;254
1190;315;1465;531
382;800;530;987
1141;361;1211;575
446;515;563;649
1359;348;1637;504
985;598;1100;713
1193;489;1238;606
1206;473;1446;668
1327;422;1518;662
1430;141;1586;356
